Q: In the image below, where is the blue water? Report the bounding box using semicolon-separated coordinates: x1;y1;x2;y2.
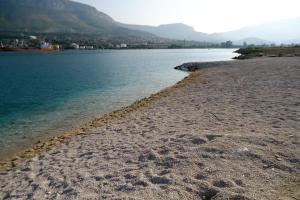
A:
0;49;237;159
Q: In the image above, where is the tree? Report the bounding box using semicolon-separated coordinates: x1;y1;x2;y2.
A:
221;40;233;48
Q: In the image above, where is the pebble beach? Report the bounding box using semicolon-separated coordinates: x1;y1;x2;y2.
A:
0;57;299;200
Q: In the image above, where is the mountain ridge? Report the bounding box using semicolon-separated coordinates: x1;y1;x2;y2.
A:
0;0;157;39
121;17;300;44
120;23;218;42
0;0;299;44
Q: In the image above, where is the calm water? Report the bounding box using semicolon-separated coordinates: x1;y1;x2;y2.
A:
0;49;237;159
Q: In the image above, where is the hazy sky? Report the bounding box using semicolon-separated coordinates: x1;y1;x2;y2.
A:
74;0;300;33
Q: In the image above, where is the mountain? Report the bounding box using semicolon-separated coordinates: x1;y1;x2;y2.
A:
120;23;218;42
122;17;300;44
0;0;156;39
214;17;300;44
283;38;300;44
1;0;299;44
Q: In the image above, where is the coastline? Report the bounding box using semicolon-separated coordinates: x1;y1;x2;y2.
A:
0;57;299;199
0;48;236;169
0;68;195;171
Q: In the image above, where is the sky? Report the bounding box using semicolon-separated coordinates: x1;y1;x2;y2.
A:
74;0;300;33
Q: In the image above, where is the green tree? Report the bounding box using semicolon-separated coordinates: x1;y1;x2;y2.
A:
221;40;233;48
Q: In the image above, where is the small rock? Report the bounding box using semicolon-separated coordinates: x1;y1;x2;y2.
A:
195;174;206;180
138;154;146;162
235;147;249;155
133;179;149;187
31;183;39;191
124;173;137;179
21;167;31;172
94;176;104;181
139;150;160;162
104;174;114;179
116;183;134;191
205;134;223;141
192;137;207;145
147;150;159;160
198;187;219;200
151;176;172;185
212;179;235;188
62;186;75;194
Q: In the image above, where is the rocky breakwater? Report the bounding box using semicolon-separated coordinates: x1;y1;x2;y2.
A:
174;61;234;72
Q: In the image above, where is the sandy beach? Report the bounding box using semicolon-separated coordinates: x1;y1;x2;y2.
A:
0;57;299;200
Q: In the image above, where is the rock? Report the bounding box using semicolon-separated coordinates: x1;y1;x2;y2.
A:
205;134;223;141
138;149;160;162
62;186;75;194
195;173;206;180
198;187;219;200
192;137;207;145
2;192;11;200
235;147;249;155
150;176;172;184
138;154;146;162
212;179;235;188
133;179;149;187
212;191;251;200
116;183;134;191
94;176;104;181
147;150;159;160
159;156;178;168
20;167;31;172
124;173;137;179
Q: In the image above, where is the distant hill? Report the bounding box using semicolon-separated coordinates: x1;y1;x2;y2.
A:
0;0;299;44
0;0;156;39
214;17;300;44
120;23;218;42
282;38;300;45
122;17;300;44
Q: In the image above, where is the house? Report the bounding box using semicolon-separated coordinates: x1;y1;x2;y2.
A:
29;36;37;40
40;41;52;49
120;43;127;48
70;43;79;49
85;46;94;50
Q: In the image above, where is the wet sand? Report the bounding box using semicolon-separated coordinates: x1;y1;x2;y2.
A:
0;57;299;199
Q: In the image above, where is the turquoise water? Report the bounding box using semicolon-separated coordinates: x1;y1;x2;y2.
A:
0;49;237;159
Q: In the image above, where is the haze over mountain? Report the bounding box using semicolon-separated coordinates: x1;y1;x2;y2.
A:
122;17;300;44
120;23;216;42
0;0;299;44
213;17;300;44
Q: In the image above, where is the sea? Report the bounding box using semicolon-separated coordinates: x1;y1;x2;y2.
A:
0;49;238;159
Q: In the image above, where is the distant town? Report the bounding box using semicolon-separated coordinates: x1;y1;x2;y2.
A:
0;34;299;52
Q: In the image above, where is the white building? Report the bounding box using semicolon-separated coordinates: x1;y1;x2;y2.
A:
70;43;79;49
120;43;127;48
40;41;52;49
29;36;37;40
85;46;94;50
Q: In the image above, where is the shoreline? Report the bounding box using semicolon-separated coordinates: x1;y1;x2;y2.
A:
0;57;299;199
0;68;196;171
